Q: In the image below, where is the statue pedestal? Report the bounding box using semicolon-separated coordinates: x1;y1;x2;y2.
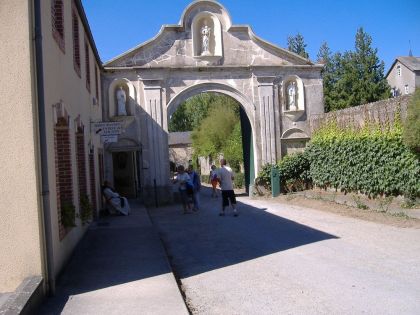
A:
110;115;136;129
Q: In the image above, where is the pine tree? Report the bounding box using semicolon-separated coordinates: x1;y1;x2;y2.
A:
318;29;391;112
287;33;309;59
317;42;335;112
351;27;390;105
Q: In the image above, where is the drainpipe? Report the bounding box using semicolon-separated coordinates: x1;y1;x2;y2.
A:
34;0;55;295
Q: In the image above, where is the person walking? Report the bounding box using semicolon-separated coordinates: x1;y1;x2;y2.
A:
187;165;201;211
173;165;193;214
217;159;238;217
209;164;219;198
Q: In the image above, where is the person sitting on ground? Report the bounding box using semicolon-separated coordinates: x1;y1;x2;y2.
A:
101;181;130;215
173;165;193;214
217;159;238;217
187;165;201;211
209;165;219;198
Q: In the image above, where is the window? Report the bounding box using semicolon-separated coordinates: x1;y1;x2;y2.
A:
85;40;90;91
72;10;80;76
405;85;409;94
51;0;65;52
397;65;401;77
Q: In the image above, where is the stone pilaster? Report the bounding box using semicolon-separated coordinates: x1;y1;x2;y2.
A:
142;80;169;187
256;76;277;164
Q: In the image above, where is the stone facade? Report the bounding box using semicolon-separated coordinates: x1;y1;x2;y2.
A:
102;0;324;203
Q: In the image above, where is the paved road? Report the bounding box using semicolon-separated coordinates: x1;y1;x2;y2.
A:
38;201;188;315
149;187;420;315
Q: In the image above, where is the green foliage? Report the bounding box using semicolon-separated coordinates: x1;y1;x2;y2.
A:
222;122;243;172
277;152;312;192
61;202;76;228
287;33;309;59
318;28;390;112
168;93;216;132
256;152;311;192
234;173;245;189
403;89;420;152
256;163;275;189
306;121;420;198
191;97;242;164
80;195;93;225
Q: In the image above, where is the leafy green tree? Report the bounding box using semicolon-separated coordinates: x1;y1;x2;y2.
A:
169;93;237;132
222;122;243;172
287;33;309;59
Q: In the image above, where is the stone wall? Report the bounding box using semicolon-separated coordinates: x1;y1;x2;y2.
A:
309;95;411;133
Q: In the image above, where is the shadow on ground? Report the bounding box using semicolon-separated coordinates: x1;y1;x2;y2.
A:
38;200;171;314
149;187;339;278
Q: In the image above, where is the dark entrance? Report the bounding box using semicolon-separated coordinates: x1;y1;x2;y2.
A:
240;107;254;194
112;151;139;198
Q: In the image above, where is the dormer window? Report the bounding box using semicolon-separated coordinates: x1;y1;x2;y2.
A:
397;65;401;77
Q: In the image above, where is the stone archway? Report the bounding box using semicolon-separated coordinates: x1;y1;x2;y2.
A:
167;82;257;192
102;0;324;204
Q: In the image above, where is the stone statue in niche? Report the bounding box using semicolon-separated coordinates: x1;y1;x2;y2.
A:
287;81;297;111
201;22;211;56
116;86;128;116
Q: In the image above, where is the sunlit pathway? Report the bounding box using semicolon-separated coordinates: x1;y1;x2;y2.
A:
149;187;420;314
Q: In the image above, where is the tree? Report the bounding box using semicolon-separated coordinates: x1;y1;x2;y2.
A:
287;33;309;59
191;100;242;165
169;93;237;132
222;122;243;172
317;42;336;112
350;28;390;105
318;28;391;112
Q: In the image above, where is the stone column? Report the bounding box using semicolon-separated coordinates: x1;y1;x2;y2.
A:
256;76;277;164
142;80;169;187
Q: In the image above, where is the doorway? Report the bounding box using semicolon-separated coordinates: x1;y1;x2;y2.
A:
112;151;138;198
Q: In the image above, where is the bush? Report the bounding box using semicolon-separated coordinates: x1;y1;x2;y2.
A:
256;163;275;189
277;152;312;192
234;173;245;189
255;152;311;192
306;121;420;198
403;89;420;152
61;202;76;228
80;195;93;225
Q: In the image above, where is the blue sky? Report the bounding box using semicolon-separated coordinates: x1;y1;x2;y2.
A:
82;0;420;70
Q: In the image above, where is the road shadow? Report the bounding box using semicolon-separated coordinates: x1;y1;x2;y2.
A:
149;186;338;278
38;200;171;314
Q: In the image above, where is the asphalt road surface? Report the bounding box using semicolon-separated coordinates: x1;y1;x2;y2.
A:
149;187;420;315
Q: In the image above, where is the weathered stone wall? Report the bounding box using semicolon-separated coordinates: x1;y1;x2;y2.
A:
309;95;411;133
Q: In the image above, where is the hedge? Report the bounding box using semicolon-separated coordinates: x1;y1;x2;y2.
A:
257;152;311;192
306;121;419;198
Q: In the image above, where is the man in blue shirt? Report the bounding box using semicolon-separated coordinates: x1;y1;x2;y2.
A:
187;165;201;211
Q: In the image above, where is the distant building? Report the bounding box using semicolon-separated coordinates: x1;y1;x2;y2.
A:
169;132;193;171
386;56;420;96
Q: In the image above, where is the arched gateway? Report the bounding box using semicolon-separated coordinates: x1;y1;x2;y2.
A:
102;0;324;204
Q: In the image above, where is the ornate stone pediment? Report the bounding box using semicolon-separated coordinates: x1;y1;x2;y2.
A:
104;1;313;68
